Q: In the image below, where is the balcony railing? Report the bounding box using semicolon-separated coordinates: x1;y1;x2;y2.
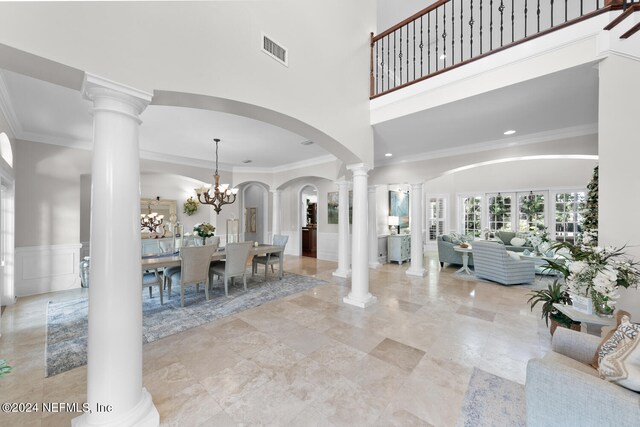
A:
370;0;624;98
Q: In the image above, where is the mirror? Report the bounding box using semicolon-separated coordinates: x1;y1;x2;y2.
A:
141;198;177;239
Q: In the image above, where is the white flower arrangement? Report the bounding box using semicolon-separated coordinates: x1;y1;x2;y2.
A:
193;222;215;238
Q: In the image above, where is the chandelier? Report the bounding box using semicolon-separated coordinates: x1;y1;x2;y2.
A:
195;138;238;214
141;197;164;232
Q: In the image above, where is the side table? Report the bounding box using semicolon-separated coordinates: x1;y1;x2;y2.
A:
553;303;616;336
453;246;473;275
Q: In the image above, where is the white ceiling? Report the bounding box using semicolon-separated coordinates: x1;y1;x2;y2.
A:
0;69;331;170
373;64;599;165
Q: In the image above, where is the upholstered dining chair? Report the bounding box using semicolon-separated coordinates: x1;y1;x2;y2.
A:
167;245;218;307
164;242;218;298
252;234;288;278
210;241;253;296
142;268;163;305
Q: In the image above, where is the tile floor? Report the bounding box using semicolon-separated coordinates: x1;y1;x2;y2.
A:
0;254;552;426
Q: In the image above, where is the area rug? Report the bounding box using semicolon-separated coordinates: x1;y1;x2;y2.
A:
456;368;526;427
46;271;326;377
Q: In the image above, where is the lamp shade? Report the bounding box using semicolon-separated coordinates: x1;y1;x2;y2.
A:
388;216;400;226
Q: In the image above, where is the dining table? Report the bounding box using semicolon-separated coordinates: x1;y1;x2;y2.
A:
141;243;286;279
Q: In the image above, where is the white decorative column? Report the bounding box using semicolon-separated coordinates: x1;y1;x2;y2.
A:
74;74;158;427
343;164;377;308
271;189;281;238
368;185;380;269
333;180;351;278
407;182;426;277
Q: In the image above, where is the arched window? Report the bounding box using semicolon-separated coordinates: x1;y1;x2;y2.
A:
0;133;13;168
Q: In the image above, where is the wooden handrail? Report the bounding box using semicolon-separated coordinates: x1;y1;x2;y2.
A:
604;3;640;29
621;20;640;38
373;0;451;42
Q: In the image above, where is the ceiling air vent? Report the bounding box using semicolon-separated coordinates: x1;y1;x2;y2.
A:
261;33;288;67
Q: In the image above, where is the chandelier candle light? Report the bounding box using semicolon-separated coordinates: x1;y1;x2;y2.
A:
195;138;238;214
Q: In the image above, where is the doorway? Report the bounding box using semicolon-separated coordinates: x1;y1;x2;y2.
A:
300;185;317;258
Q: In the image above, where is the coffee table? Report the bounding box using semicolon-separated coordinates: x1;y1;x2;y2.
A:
453;245;473;274
517;252;564;275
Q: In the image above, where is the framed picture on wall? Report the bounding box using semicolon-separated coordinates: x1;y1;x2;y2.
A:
327;191;353;224
389;190;409;229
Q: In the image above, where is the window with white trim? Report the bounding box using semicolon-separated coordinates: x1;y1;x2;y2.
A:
461;196;482;237
517;191;546;232
553;191;586;244
427;196;447;241
487;193;513;232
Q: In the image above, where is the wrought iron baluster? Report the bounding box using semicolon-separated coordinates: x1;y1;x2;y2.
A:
428;13;431;74
436;8;439;71
537;0;540;32
420;17;423;77
596;0;599;11
394;32;396;87
452;0;455;65
480;0;483;54
461;0;464;62
525;0;528;37
375;41;379;95
413;21;416;80
470;0;475;58
381;38;385;93
490;0;494;50
406;24;409;80
387;35;390;90
551;0;554;27
499;0;505;46
399;27;403;85
511;0;515;42
579;0;582;17
443;3;447;68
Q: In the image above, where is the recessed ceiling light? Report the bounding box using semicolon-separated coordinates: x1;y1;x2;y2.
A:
439;54;446;60
385;153;393;157
504;130;516;135
242;159;252;164
301;140;314;146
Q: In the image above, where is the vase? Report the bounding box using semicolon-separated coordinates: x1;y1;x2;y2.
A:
201;236;207;246
592;291;614;318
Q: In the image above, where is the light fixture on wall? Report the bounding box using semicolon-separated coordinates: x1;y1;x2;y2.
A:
141;196;164;232
195;138;238;214
388;216;400;235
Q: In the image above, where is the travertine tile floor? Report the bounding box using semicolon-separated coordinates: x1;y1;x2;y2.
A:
0;255;552;426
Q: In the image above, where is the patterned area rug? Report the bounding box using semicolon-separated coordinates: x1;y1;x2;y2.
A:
46;271;325;377
457;368;526;427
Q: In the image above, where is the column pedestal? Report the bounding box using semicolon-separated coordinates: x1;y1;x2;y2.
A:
73;74;158;427
343;164;377;308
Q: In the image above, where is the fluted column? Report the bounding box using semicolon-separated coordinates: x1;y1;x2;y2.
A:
271;189;281;238
406;182;426;277
368;185;380;269
74;74;158;427
343;164;377;308
332;180;351;278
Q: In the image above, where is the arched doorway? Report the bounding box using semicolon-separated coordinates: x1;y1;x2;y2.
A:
299;184;318;258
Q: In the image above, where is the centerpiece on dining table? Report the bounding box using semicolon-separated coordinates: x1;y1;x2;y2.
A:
193;222;215;246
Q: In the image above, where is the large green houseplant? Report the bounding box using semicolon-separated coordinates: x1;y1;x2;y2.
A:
528;281;580;335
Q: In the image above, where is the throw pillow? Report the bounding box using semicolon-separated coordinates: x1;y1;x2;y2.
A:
442;235;451;243
598;315;640;392
506;251;521;261
449;232;462;245
496;231;516;245
510;237;527;247
592;310;631;368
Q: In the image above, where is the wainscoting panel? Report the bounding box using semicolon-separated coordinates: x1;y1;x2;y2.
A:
16;244;82;297
317;232;339;261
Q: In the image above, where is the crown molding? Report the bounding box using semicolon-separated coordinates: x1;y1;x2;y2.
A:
375;123;598;167
232;154;337;174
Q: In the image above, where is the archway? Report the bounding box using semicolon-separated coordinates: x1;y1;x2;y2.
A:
298;184;318;258
239;182;269;244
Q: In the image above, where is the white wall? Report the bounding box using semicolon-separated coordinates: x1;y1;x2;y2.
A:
0;0;375;165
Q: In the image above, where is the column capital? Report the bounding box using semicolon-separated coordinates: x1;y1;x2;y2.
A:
82;73;152;122
347;163;371;176
270;189;282;195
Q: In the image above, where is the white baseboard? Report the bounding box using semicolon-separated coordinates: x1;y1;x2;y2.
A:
16;244;82;297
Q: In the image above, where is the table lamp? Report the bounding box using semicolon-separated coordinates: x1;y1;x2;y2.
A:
388;216;400;235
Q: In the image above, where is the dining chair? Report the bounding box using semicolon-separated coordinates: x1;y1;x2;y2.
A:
210;241;253;296
142;268;163;305
252;234;288;278
159;239;174;254
164;242;218;298
167;245;218;307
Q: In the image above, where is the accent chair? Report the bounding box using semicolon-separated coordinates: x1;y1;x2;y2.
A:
471;240;535;285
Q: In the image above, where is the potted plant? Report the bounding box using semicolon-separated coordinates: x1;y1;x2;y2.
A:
183;197;199;216
528;281;580;335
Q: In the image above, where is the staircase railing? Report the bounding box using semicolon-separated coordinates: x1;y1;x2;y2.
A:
370;0;618;98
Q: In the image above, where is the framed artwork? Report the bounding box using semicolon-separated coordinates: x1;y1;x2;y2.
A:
389;190;409;229
327;191;353;224
245;207;257;232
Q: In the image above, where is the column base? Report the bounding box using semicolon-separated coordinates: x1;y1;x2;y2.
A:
343;293;377;308
72;388;159;427
406;268;426;277
332;269;351;278
368;262;381;269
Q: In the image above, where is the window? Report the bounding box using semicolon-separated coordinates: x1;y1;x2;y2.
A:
462;196;482;237
517;191;545;232
554;192;586;243
487;193;513;232
427;196;447;241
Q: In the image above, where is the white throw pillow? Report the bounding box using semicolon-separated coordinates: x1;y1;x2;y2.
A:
506;251;521;261
510;237;526;247
598;316;640;392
